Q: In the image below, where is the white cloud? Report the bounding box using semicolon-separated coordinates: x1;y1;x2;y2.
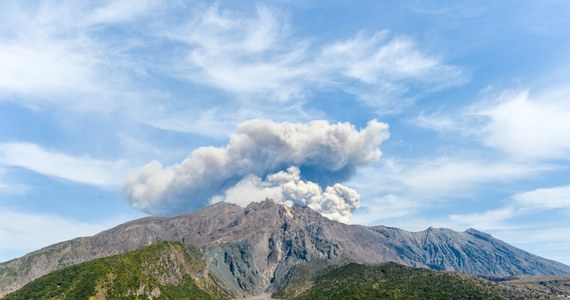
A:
0;142;129;187
476;89;570;160
124;119;388;215
442;184;570;233
0;2;464;141
349;154;555;227
212;166;360;223
319;31;463;85
401;159;547;195
89;0;160;25
414;87;570;161
169;4;311;102
0;183;28;195
448;206;517;231
351;194;418;225
0;169;28;195
168;4;465;105
0;1;149;113
413;111;472;134
354;157;550;200
0;42;95;101
514;185;570;210
142;104;326;138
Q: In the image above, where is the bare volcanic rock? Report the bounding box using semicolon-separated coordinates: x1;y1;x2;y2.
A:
1;199;569;297
369;225;569;276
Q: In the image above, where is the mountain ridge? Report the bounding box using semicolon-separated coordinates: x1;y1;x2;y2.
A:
1;199;569;297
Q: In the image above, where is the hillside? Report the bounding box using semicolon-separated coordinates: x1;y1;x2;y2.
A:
5;246;569;300
1;199;569;297
277;263;560;300
2;241;230;300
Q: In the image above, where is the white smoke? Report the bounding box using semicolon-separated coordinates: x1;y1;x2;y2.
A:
211;166;360;223
124;119;388;220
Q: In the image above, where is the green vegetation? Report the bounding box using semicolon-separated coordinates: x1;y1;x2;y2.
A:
280;262;515;300
3;241;229;300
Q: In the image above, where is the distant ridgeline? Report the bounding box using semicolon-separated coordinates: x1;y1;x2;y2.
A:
1;199;570;298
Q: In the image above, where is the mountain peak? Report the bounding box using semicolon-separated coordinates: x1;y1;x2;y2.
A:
1;200;569;297
465;227;494;241
244;197;280;211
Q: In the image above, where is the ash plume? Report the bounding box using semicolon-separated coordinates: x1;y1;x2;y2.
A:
124;119;388;221
211;166;360;223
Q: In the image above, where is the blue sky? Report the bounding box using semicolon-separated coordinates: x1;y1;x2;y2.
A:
1;0;570;265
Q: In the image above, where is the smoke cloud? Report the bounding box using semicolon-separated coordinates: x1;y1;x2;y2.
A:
124;119;389;222
211;166;360;223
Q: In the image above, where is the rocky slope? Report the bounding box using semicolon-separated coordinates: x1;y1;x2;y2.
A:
3;241;229;300
369;225;567;276
1;199;569;297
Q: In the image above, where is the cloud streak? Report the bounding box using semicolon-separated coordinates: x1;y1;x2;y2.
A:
414;87;570;161
0;142;129;187
514;185;570;211
124;119;388;220
355;157;550;200
0;1;464;142
169;4;465;107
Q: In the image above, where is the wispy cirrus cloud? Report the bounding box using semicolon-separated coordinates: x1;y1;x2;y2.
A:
318;31;465;109
354;156;551;201
168;4;465;108
448;206;517;231
0;168;28;195
88;0;161;25
446;183;570;237
351;194;418;225
350;153;555;227
404;84;570;265
0;0;172;122
414;87;570;161
448;184;570;231
0;142;129;187
0;1;465;141
513;185;570;211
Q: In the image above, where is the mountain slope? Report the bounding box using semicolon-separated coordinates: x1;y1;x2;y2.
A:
2;241;229;300
278;262;555;300
287;263;501;299
1;199;569;297
370;225;568;276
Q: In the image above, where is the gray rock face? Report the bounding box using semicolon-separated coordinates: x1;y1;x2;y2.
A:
369;225;569;276
1;199;569;297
